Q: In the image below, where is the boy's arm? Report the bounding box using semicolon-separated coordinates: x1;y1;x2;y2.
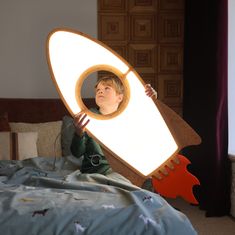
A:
145;84;158;99
70;130;104;158
71;131;111;174
71;111;90;158
70;132;88;158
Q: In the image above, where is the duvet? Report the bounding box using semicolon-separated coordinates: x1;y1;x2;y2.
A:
0;156;197;235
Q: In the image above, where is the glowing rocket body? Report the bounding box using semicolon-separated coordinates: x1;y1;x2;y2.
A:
47;29;201;204
47;29;179;177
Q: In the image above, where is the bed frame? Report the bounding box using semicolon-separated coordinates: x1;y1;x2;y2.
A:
0;98;146;187
0;98;96;123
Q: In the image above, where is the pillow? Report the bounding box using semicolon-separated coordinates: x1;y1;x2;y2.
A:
61;115;75;156
0;132;38;160
9;121;62;157
0;112;11;131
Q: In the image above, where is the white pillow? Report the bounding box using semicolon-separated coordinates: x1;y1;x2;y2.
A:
9;121;62;157
0;132;38;160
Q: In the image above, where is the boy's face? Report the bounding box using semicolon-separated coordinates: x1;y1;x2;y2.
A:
95;81;123;111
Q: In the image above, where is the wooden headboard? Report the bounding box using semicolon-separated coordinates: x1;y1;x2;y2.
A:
0;98;96;123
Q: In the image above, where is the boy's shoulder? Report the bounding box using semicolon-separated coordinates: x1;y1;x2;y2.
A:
90;107;100;114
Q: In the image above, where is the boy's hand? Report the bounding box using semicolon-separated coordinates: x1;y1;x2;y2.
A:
73;112;90;136
145;84;158;99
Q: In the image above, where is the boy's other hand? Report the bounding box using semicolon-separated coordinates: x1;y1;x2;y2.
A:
73;112;90;136
145;84;158;99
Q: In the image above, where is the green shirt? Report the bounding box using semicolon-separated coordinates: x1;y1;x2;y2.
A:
70;108;111;175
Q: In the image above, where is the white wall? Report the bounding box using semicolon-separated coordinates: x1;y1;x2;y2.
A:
228;0;235;157
0;0;97;98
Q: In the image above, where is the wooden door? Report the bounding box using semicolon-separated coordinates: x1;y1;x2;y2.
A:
98;0;184;115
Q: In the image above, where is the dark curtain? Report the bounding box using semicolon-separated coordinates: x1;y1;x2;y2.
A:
183;0;231;216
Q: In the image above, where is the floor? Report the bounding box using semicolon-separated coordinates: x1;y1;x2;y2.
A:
167;197;235;235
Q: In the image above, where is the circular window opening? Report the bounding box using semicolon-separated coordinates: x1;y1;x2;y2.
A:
75;65;130;120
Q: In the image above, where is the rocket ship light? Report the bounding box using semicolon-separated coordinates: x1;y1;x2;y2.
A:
46;28;201;204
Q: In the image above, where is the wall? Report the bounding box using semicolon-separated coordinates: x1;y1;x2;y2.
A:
228;0;235;157
229;0;235;217
0;0;97;98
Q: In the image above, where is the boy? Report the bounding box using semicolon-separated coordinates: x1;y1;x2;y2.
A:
71;76;157;175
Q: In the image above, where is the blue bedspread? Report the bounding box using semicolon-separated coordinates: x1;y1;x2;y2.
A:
0;156;197;235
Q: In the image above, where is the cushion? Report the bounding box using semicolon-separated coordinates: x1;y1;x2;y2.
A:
61;115;75;156
0;112;11;131
9;121;62;157
0;132;38;160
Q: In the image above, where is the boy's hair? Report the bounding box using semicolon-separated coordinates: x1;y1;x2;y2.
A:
95;76;124;94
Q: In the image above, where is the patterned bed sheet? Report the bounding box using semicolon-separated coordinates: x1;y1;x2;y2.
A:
0;156;197;235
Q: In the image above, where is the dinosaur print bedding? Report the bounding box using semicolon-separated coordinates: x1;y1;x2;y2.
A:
0;156;197;235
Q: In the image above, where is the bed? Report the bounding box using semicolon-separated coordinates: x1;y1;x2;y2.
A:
0;98;197;235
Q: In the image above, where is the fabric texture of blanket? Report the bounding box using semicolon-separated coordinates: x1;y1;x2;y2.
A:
0;156;197;235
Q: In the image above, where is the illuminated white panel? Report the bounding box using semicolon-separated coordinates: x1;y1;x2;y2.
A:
47;29;178;176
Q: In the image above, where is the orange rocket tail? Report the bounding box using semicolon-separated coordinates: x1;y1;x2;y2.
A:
152;154;200;204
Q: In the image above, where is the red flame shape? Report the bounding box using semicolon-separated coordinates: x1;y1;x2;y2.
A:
152;154;200;204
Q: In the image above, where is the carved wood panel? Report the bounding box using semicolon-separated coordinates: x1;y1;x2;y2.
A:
108;43;128;60
98;0;184;115
98;0;127;12
158;13;184;43
159;44;183;73
159;0;184;10
129;0;157;12
129;44;157;73
99;14;128;41
158;74;182;115
130;14;156;41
